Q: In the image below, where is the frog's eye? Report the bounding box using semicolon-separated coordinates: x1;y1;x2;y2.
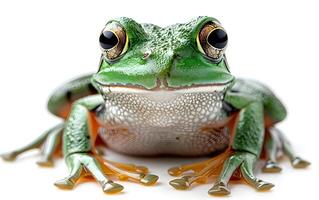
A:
197;22;228;61
99;22;128;60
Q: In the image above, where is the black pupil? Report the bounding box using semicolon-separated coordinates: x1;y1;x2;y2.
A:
99;31;118;50
207;29;228;49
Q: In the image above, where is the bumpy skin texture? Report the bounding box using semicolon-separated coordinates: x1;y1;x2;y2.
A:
93;16;233;89
97;91;230;156
1;16;310;196
63;95;103;156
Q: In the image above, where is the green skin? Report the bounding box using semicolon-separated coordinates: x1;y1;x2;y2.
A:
1;16;310;196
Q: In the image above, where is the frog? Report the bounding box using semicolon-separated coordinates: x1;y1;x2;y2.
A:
1;16;310;196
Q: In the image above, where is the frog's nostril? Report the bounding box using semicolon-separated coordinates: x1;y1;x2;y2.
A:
174;53;182;59
143;50;152;60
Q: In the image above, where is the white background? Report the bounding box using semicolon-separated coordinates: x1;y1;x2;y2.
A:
0;0;318;199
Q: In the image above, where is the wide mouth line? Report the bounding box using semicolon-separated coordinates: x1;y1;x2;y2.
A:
97;83;231;94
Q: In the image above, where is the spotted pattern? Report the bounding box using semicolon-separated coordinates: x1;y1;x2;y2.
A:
96;91;231;156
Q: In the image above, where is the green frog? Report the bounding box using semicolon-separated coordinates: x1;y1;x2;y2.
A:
1;16;310;196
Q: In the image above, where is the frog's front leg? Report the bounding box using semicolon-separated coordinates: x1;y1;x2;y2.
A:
209;101;272;195
169;89;310;196
54;95;158;194
170;100;271;195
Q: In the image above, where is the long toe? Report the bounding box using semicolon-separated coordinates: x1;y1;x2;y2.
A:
168;167;183;176
255;180;275;191
102;182;124;194
54;178;75;190
208;182;231;196
140;174;159;185
37;158;54;167
292;157;311;168
262;160;282;173
1;152;17;161
136;166;149;174
169;178;190;190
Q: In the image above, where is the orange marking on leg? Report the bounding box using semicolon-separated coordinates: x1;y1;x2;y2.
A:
56;103;72;119
88;112;100;151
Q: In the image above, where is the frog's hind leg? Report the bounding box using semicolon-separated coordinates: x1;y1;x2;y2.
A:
280;132;311;168
2;75;97;165
263;127;310;171
168;148;273;193
36;124;64;166
262;128;283;172
1;123;64;167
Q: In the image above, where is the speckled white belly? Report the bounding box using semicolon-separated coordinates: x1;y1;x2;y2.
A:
96;90;231;156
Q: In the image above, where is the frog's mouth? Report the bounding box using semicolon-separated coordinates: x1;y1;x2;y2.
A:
100;84;228;93
93;81;233;103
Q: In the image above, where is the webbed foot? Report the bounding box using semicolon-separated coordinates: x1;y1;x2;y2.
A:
168;157;216;190
169;151;274;196
55;153;158;194
291;157;311;168
209;152;274;196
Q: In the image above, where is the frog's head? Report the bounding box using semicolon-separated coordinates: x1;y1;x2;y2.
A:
92;16;234;98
